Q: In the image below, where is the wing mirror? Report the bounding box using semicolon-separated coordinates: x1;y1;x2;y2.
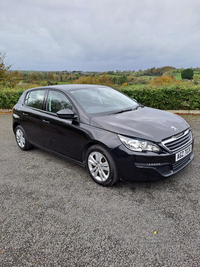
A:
57;109;76;119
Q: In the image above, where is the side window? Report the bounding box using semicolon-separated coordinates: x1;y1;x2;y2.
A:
25;90;45;110
46;91;73;113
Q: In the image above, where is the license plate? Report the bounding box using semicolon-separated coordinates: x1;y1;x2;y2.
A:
175;145;192;162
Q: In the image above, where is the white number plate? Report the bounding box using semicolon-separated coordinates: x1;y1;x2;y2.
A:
175;145;192;162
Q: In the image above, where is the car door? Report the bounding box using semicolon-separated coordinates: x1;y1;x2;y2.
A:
22;89;46;147
42;90;82;161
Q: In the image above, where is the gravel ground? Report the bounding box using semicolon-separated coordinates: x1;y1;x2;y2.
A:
0;114;200;267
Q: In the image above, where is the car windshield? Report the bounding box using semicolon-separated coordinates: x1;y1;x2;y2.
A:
69;87;139;115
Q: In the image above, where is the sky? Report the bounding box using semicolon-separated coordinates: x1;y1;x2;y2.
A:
1;0;200;72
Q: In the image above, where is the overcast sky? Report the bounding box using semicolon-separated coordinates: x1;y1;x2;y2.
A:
1;0;200;71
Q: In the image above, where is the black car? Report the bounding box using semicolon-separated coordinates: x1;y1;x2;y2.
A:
13;84;194;186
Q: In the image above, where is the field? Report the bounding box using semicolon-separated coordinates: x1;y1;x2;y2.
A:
1;67;200;109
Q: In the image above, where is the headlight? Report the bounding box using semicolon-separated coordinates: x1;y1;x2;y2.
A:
118;134;160;152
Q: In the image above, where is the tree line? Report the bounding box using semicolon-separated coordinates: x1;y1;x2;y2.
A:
0;52;199;88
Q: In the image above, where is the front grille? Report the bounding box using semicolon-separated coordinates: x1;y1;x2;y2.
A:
173;154;191;172
162;129;192;152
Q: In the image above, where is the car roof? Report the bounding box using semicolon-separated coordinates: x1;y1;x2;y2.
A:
22;84;111;99
45;84;109;92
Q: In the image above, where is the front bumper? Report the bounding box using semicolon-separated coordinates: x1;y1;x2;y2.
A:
113;142;194;182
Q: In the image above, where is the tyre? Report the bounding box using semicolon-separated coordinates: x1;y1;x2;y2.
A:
15;125;32;151
86;145;119;186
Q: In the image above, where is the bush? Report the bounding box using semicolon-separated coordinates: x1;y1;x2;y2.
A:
193;75;200;85
1;84;200;110
117;76;127;85
162;71;174;79
150;76;175;86
119;84;200;110
0;89;24;109
181;68;194;80
135;77;150;85
40;81;48;86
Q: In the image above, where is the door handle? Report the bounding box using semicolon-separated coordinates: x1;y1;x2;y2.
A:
43;119;50;124
23;112;28;116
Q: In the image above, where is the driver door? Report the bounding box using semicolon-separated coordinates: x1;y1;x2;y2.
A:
42;90;81;161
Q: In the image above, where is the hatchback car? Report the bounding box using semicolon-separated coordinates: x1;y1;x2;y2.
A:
13;84;194;186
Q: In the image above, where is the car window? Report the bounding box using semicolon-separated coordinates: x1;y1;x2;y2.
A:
25;90;45;109
46;90;73;113
70;87;138;114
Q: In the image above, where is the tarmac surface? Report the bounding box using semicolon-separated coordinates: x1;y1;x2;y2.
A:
0;113;200;266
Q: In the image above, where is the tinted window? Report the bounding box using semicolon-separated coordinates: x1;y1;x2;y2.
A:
46;91;73;113
25;90;45;109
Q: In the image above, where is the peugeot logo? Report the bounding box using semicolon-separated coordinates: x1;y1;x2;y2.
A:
171;126;178;131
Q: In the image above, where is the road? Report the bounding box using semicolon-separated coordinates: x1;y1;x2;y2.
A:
0;114;200;267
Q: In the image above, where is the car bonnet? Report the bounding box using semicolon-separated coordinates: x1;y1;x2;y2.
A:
90;107;190;142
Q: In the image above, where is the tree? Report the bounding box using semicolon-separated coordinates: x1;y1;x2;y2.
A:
181;68;194;80
0;52;19;87
112;77;117;84
0;52;10;85
29;72;40;81
162;71;174;79
118;76;127;85
46;72;54;80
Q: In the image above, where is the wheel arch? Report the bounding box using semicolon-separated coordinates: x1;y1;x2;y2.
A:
13;122;21;133
82;141;112;166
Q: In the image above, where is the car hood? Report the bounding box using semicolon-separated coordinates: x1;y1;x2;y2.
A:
90;107;190;142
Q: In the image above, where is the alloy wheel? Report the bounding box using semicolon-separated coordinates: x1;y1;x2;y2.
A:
16;128;25;148
88;151;110;182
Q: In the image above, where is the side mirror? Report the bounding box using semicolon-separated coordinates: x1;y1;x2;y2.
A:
57;109;76;119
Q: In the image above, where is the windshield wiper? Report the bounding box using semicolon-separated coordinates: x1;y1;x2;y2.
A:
109;108;133;115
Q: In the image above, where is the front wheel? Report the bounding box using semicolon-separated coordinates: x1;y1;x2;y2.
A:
86;145;119;186
15;125;32;151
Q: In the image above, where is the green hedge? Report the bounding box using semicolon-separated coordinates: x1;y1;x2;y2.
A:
1;85;200;110
0;90;24;109
119;85;200;110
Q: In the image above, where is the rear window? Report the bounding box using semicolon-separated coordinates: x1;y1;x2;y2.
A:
25;90;45;110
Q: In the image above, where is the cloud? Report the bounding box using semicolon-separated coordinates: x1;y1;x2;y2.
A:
1;0;200;71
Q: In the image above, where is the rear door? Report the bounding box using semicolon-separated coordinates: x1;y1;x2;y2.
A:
22;89;46;147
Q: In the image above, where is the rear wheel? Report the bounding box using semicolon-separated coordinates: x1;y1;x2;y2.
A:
15;125;32;151
86;145;119;186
